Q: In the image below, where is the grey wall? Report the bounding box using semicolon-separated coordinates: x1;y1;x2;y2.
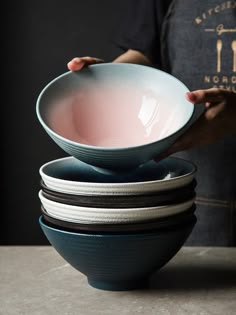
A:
3;0;125;245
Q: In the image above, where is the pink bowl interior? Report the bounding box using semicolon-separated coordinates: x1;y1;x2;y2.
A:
47;82;188;148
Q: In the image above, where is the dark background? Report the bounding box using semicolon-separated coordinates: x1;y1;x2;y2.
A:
3;1;235;246
3;0;126;245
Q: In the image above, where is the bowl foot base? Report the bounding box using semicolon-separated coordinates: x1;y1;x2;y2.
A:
87;277;148;291
91;165;140;176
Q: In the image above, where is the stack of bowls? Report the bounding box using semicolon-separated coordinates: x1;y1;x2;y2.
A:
38;155;197;291
36;63;198;291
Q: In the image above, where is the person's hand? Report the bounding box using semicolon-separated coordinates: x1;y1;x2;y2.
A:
67;56;104;71
155;88;236;161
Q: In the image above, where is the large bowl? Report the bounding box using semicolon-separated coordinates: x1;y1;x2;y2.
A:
39;214;197;290
39;156;197;195
36;63;194;174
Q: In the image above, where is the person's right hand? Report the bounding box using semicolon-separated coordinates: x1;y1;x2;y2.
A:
67;57;104;71
154;88;236;162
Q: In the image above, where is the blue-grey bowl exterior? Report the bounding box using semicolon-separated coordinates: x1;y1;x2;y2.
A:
39;214;196;290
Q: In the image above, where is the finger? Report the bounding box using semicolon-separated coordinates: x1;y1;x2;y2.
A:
67;58;86;71
166;136;192;154
186;88;225;104
154;135;192;162
161;113;209;155
79;56;105;64
153;150;171;163
67;57;104;71
205;101;225;120
153;139;189;163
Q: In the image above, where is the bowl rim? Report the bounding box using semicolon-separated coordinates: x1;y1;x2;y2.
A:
39;156;197;190
40;178;196;207
38;189;196;224
40;204;196;234
39;214;197;238
36;62;194;151
38;189;195;213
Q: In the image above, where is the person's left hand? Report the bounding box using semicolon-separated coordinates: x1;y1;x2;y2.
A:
154;88;236;161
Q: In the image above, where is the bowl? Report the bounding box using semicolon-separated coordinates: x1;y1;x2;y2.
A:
36;63;194;174
39;214;197;290
38;190;195;224
40;179;196;208
41;204;196;233
39;156;197;195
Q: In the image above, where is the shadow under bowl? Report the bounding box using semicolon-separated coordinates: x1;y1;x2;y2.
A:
39;214;197;291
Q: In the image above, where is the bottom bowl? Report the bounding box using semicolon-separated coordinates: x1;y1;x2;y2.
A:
39;214;197;291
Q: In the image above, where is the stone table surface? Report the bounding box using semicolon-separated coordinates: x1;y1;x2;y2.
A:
0;246;236;315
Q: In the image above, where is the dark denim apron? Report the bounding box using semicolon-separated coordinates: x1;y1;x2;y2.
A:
161;0;236;245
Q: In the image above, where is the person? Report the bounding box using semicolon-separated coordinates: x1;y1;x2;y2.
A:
68;57;236;157
67;0;236;245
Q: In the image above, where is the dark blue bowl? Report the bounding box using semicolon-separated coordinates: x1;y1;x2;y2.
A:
39;215;196;291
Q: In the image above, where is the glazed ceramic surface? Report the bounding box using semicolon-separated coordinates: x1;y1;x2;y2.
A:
40;179;196;208
39;215;196;290
36;63;194;173
41;204;196;233
39;156;197;195
38;190;195;223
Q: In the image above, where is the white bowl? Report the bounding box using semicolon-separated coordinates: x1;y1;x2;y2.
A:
38;190;195;224
39;156;197;196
